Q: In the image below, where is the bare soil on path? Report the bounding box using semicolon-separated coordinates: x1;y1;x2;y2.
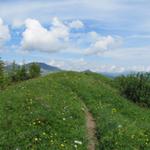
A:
83;105;98;150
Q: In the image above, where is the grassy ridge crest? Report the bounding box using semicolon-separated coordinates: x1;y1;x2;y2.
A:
0;71;150;149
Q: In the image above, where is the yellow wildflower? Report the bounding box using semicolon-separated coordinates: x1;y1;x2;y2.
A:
112;108;117;113
61;144;65;147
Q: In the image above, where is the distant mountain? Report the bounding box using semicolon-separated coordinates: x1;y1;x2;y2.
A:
100;72;130;78
5;63;20;71
83;69;93;73
27;62;61;74
5;62;62;75
82;70;130;78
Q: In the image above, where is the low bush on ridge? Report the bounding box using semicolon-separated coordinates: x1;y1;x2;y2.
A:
114;73;150;107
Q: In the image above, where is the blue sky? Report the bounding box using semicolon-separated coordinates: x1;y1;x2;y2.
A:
1;0;150;72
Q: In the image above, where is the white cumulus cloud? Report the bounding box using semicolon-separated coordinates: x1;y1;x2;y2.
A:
0;18;11;47
69;20;84;29
85;32;122;55
21;17;69;52
20;17;123;56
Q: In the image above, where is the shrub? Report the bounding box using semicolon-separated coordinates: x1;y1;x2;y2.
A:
9;61;19;82
0;59;41;90
114;73;150;107
9;62;29;82
29;63;41;78
17;65;29;81
0;58;4;89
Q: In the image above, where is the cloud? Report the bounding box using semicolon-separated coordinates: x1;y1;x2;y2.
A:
48;58;125;73
21;17;86;53
1;0;150;34
85;32;123;55
0;0;119;23
48;58;88;71
21;17;69;52
69;20;84;29
0;18;11;47
48;58;150;73
2;1;150;73
105;47;150;63
12;19;24;28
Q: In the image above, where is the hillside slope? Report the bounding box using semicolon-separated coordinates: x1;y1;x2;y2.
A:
0;72;150;150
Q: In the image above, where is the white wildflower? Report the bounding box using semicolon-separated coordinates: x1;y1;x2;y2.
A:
118;125;122;128
74;140;82;145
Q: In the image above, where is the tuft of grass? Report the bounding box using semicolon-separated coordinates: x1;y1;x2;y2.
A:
0;71;150;149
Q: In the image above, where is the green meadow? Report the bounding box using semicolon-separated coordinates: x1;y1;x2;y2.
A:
0;71;150;150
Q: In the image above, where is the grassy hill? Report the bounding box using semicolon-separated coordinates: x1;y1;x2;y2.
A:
0;72;150;149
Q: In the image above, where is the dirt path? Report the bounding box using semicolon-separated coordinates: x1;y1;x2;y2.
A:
83;105;97;150
63;86;98;149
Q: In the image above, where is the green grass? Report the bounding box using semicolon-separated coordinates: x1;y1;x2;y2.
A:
0;74;87;150
0;71;150;150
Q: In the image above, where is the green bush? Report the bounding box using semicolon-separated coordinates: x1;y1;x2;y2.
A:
9;62;41;83
29;63;41;78
114;73;150;107
0;58;5;89
17;65;29;81
9;61;20;82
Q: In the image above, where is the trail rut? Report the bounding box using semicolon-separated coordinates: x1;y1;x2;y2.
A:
84;105;97;150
